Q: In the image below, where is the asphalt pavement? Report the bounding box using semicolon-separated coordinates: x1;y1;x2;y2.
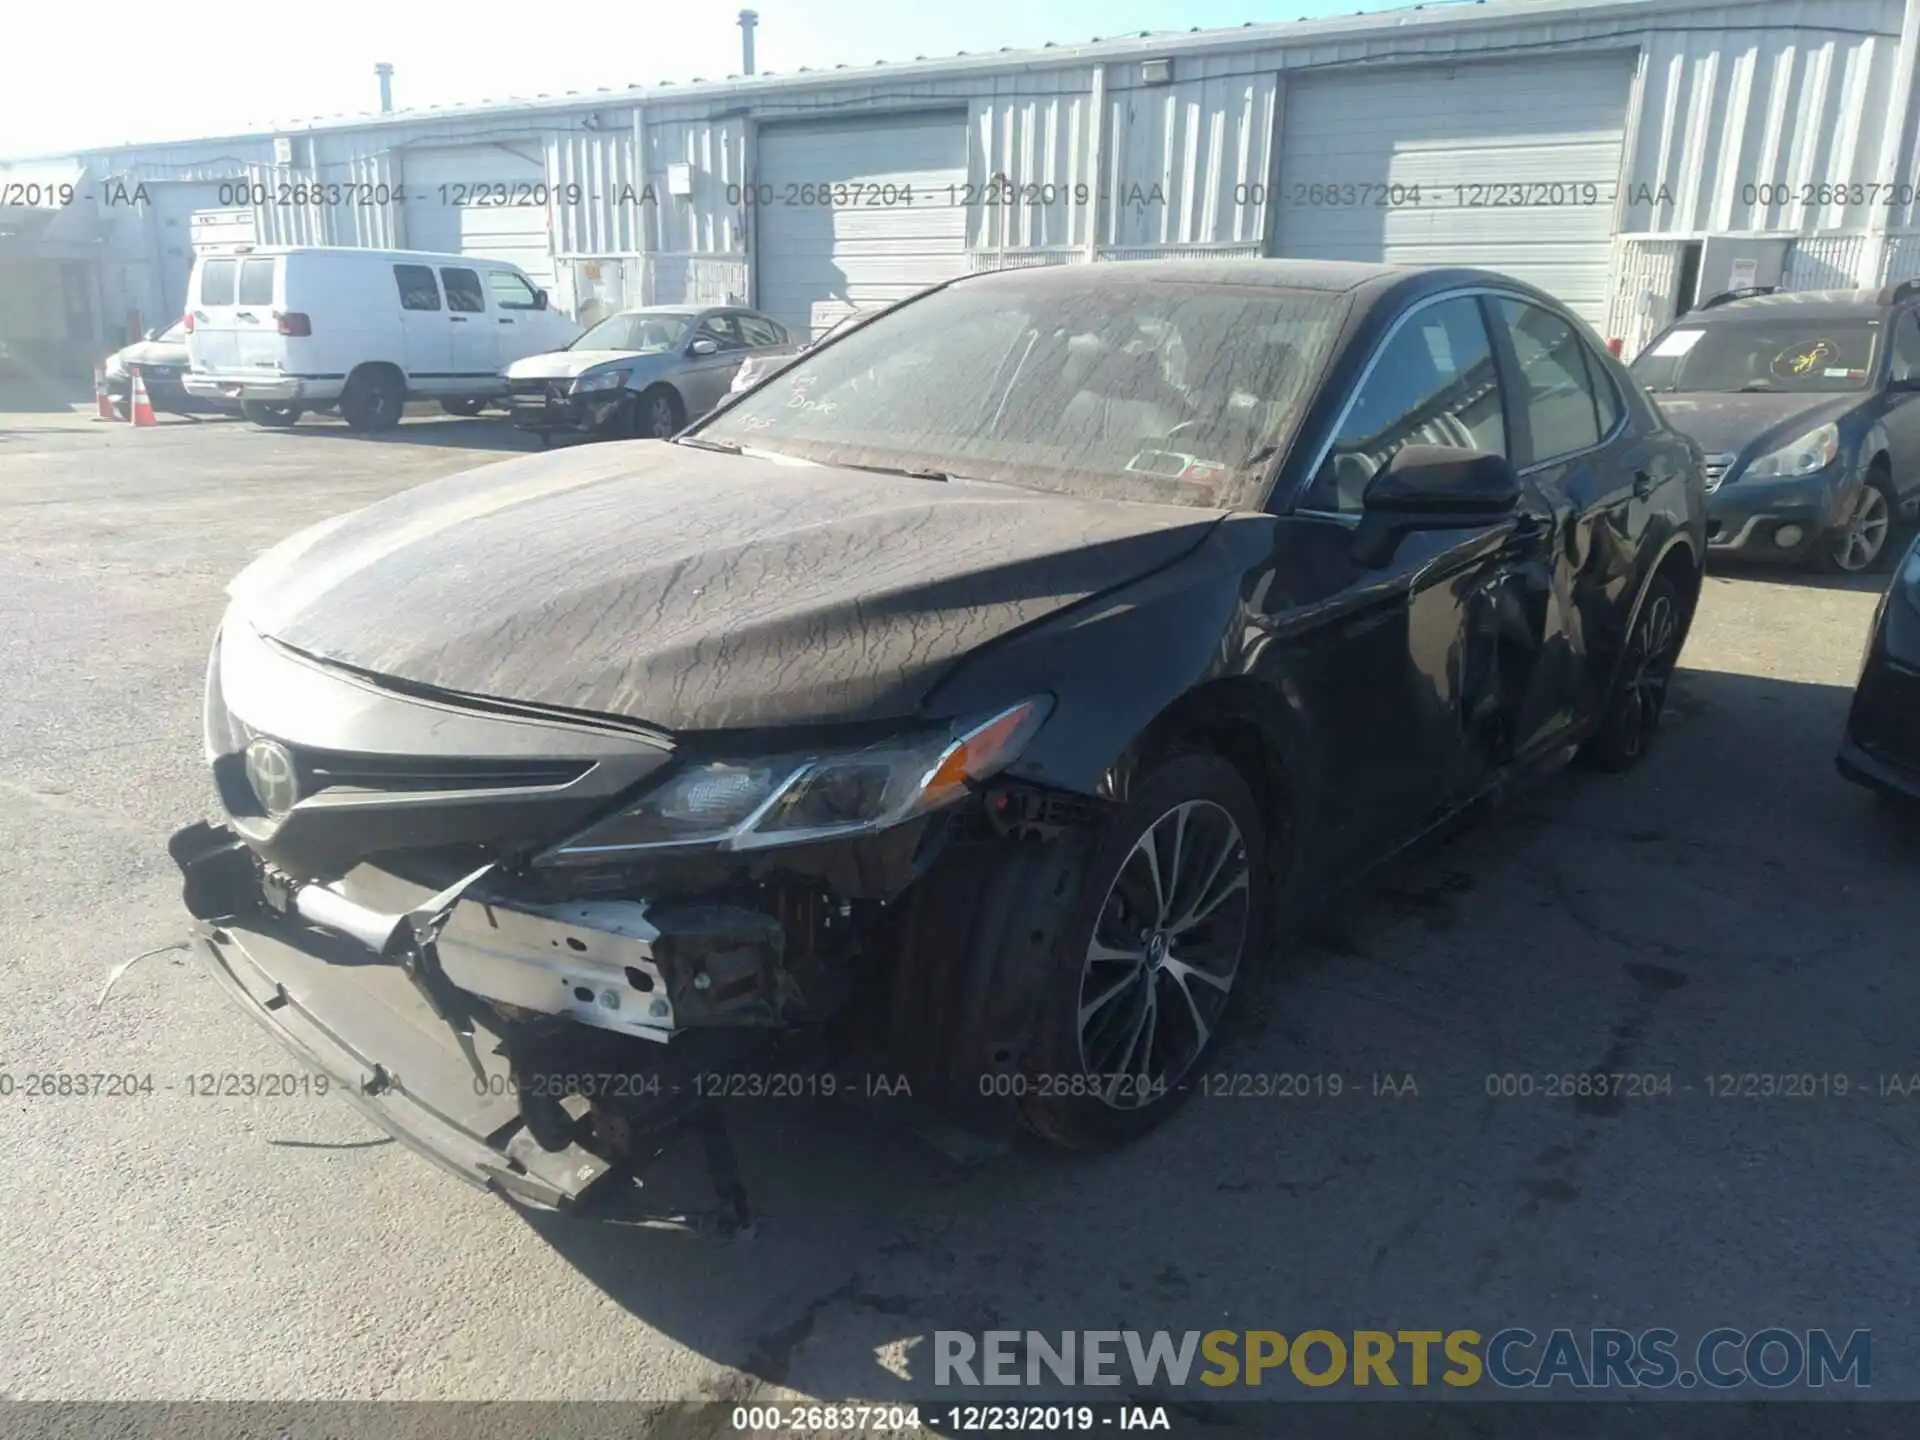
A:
2;409;1917;1426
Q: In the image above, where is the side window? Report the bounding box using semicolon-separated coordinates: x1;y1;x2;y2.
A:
441;267;486;314
486;270;540;311
1493;299;1603;464
1591;351;1622;435
1303;295;1506;515
394;264;441;312
237;258;275;306
738;315;783;347
1890;311;1920;383
697;314;746;351
198;260;236;306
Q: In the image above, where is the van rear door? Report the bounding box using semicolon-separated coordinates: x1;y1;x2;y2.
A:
232;255;285;373
187;257;242;372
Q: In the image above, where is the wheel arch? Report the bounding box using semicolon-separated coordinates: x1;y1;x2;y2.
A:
1106;675;1308;901
1601;534;1701;705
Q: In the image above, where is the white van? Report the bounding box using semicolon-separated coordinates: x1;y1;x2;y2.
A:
181;246;581;430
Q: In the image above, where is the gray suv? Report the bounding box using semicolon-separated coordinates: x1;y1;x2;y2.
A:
1632;281;1920;572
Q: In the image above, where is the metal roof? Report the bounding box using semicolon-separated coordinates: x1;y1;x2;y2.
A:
1;0;1800;164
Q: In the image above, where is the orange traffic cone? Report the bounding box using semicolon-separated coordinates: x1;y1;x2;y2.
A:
129;366;157;427
93;365;118;421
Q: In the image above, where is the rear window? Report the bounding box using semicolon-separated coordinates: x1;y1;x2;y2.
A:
198;260;236;306
238;258;275;306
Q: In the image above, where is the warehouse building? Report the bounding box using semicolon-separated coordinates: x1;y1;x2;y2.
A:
3;0;1918;377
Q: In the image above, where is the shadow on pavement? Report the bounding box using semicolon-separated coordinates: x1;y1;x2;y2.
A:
511;664;1920;1405
272;413;542;452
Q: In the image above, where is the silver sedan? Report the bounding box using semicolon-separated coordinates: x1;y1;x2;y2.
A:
504;305;797;442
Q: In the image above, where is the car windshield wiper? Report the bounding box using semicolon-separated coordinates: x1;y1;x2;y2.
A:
674;435;743;455
834;461;958;483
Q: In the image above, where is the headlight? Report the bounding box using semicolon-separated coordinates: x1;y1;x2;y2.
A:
571;369;629;393
545;698;1052;858
1742;422;1839;481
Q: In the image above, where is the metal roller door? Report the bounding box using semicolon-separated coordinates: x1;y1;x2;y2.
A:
1272;55;1634;326
754;114;969;341
400;143;556;289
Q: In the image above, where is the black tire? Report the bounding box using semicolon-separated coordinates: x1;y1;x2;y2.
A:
633;384;683;440
1822;471;1896;574
241;400;302;427
339;368;405;432
986;753;1272;1151
439;397;488;418
1584;573;1683;772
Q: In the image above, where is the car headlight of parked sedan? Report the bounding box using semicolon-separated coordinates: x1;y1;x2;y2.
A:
546;697;1050;858
1742;421;1839;481
571;370;630;394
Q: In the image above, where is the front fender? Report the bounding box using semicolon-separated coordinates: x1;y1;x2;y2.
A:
921;513;1283;800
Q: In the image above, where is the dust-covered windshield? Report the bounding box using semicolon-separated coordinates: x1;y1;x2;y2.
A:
693;275;1345;509
571;311;693;353
1632;318;1879;394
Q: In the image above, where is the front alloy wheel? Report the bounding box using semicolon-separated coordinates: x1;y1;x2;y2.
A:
1018;752;1271;1150
1828;483;1892;573
1078;800;1250;1106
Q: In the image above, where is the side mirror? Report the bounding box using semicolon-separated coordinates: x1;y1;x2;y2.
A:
689;338;719;357
533;289;549;311
1891;371;1920;391
1351;446;1521;566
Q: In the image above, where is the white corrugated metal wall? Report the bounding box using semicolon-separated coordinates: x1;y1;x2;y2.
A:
14;0;1918;341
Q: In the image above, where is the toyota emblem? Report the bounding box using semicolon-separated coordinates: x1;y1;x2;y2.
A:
243;737;300;817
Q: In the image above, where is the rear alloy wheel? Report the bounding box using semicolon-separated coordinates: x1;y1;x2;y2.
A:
1827;480;1893;573
1586;574;1682;772
1019;753;1269;1150
241;401;302;427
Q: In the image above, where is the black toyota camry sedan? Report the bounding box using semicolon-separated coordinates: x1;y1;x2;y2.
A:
166;260;1705;1216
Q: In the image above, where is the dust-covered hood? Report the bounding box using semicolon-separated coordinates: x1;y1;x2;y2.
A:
228;442;1224;733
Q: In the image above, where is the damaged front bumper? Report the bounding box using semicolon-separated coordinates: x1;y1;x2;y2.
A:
166;819;832;1216
192;913;618;1209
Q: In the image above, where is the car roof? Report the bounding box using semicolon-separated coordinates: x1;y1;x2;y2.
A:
1683;288;1888;322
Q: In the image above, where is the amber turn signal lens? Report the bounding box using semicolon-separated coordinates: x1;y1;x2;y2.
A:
919;700;1045;809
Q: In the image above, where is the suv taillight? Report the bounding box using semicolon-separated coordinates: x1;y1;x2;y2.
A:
183;312;195;333
277;312;312;337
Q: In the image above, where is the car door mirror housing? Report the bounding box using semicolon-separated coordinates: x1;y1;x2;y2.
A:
689;338;719;357
533;289;549;311
1350;446;1521;567
1363;445;1522;517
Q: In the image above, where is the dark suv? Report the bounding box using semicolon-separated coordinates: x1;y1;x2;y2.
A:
1632;281;1920;572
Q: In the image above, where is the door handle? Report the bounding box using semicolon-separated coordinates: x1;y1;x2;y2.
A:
235;311;256;322
450;316;468;323
1633;469;1656;499
498;318;514;325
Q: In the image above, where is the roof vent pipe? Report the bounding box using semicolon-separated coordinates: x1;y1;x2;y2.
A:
738;11;759;76
375;63;395;113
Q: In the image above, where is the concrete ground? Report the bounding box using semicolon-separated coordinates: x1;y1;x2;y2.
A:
2;410;1917;1426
